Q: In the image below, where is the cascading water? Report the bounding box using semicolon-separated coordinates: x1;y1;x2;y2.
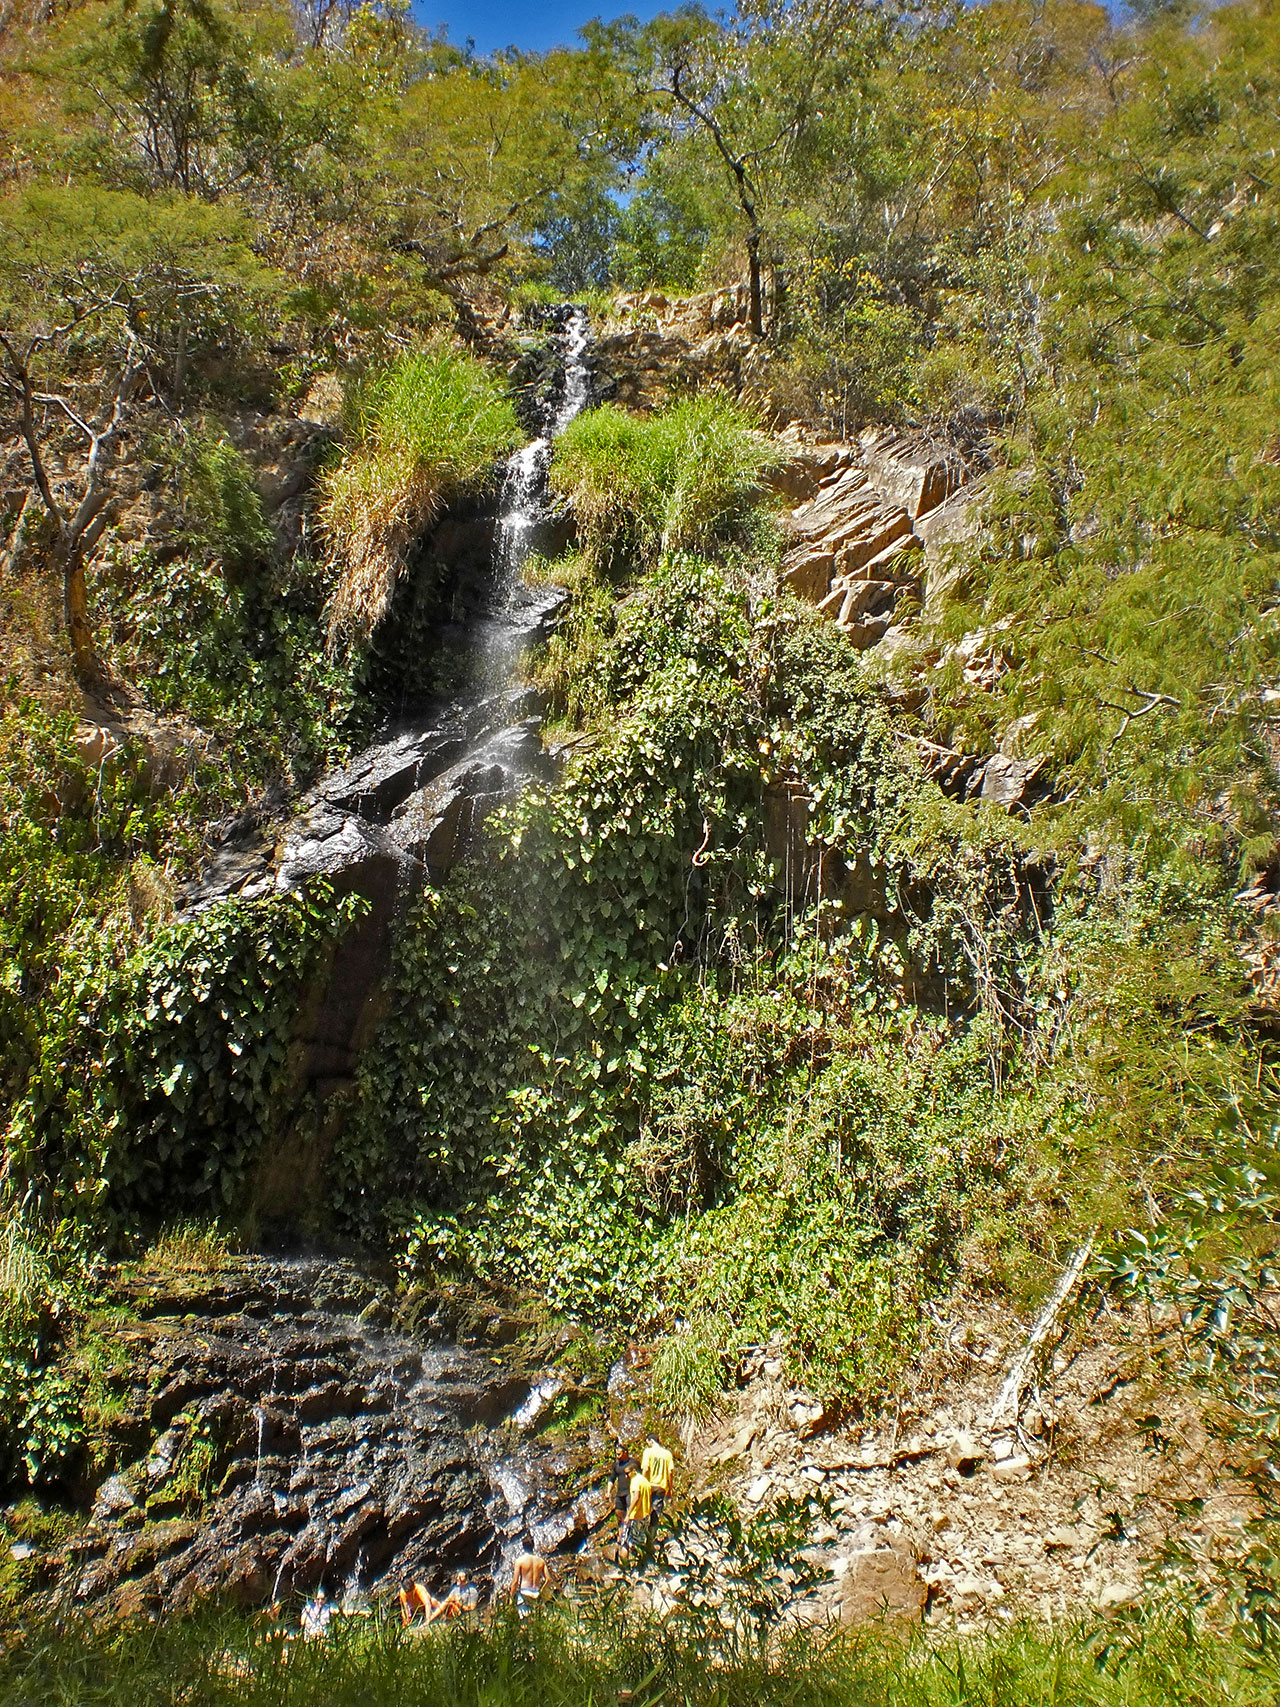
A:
493;308;592;594
187;305;594;920
67;1256;600;1620
83;320;612;1625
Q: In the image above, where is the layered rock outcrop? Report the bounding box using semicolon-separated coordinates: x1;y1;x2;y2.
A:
776;427;975;651
594;285;759;409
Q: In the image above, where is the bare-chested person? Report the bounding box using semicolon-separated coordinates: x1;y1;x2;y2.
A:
508;1546;548;1616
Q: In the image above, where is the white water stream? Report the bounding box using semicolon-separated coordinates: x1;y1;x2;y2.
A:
493;308;592;591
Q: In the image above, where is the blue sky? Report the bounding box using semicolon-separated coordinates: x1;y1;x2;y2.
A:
415;0;667;56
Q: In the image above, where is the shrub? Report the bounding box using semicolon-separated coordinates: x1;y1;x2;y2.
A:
549;396;779;571
0;1210;87;1487
179;430;273;580
666;1189;921;1414
6;884;366;1227
651;1320;726;1424
319;346;520;644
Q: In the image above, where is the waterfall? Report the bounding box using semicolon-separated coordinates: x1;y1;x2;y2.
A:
494;308;592;593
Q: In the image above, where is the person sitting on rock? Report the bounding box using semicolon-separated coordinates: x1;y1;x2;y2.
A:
427;1570;479;1624
509;1546;548;1616
621;1463;652;1554
398;1580;442;1626
640;1435;675;1526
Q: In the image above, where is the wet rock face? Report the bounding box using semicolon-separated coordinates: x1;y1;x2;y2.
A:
182;584;568;919
179;590;567;1117
62;1258;596;1620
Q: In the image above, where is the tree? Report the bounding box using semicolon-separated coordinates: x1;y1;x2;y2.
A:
290;0;410;52
50;0;351;207
599;0;882;338
0;185;275;686
359;44;643;317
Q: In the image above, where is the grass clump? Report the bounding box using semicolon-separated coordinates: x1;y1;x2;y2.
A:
651;1318;726;1425
320;346;520;644
140;1220;238;1277
549;394;779;572
179;430;273;582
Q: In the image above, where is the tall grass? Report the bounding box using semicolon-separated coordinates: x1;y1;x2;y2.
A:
320;347;520;645
0;1601;1276;1707
651;1316;725;1425
139;1219;237;1276
0;1212;59;1358
0;1213;51;1325
549;395;779;571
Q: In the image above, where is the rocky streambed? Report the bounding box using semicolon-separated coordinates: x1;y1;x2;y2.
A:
56;1257;603;1621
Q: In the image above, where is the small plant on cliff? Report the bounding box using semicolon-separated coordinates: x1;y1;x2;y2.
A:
142;1220;237;1276
319;347;520;646
549;395;779;572
179;430;273;582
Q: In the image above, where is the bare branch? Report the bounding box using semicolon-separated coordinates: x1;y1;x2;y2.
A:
0;331;64;530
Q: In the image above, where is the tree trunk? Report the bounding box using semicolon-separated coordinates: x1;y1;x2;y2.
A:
747;230;764;339
61;537;103;689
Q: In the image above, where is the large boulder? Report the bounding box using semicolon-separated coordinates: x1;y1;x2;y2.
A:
836;1536;927;1626
774;429;971;650
857;427;967;521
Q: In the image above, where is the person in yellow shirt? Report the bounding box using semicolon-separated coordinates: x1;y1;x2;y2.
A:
621;1464;651;1552
640;1436;674;1525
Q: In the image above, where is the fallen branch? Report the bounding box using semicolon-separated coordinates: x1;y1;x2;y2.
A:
989;1229;1097;1427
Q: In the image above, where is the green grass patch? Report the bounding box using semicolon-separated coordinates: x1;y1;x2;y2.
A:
140;1220;239;1277
549;395;780;572
320;346;520;643
0;1602;1276;1706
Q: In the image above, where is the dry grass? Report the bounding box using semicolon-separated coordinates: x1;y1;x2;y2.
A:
139;1220;237;1276
0;508;78;717
319;346;520;647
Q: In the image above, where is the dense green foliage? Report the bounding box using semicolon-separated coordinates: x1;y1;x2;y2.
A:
934;6;1280;844
548;396;779;570
2;0;1279;1651
327;552;1041;1408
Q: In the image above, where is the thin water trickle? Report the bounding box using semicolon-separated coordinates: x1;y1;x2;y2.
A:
513;1377;561;1429
493;308;592;595
340;1547;367;1612
494;1464;529;1515
253;1403;266;1488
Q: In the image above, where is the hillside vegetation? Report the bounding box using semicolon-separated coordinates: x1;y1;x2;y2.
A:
1;0;1279;1681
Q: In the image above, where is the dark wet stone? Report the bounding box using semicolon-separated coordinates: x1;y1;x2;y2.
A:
57;1257;587;1621
310;727;472;819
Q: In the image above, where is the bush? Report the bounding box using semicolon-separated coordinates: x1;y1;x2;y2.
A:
0;1210;88;1487
179;430;273;581
6;884;365;1228
320;346;520;643
101;543;360;787
666;1190;921;1414
549;396;779;572
651;1320;726;1424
